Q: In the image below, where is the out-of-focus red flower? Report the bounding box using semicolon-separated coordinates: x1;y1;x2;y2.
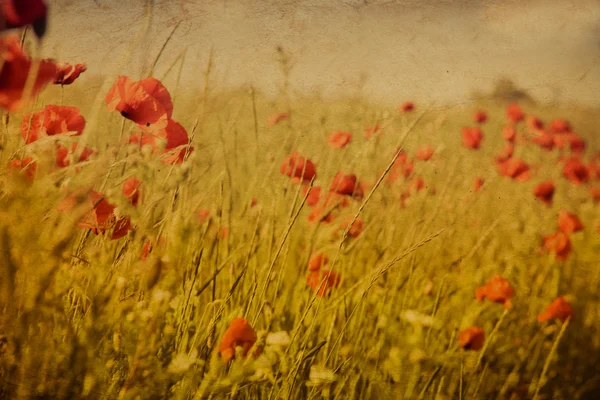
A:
105;76;173;128
59;190;132;240
21;105;85;144
461;127;483;149
416;145;434;161
7;157;36;181
475;274;515;308
306;269;341;297
330;172;362;198
408;176;425;194
268;112;288;127
533;181;555;206
497;158;531;182
280;152;316;183
473;110;487;124
308;205;337;224
495;143;514;164
220;227;229;240
543;231;572;261
308;252;328;272
53;62;87;85
566;133;586;156
302;185;322;207
56;143;95;168
400;102;414;112
389;150;414;181
526;116;544;132
532;130;555;150
537;297;574;323
219;318;258;363
122;178;143;206
1;0;47;39
364;123;381;140
502;125;516;142
589;186;600;203
549;118;571;134
141;239;153;260
327;131;352;149
473;177;484;192
340;216;364;238
458;326;485;350
506;103;524;123
197;209;211;223
558;210;583;234
0;35;57;111
562;158;589;185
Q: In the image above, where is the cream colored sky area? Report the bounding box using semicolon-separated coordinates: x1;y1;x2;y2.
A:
39;0;600;106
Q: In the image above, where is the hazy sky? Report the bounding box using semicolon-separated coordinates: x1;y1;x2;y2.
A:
38;0;600;106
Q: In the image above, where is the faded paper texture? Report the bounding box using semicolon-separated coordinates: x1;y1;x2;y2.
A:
0;1;599;399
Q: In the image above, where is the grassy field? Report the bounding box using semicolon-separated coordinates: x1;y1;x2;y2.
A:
1;36;600;400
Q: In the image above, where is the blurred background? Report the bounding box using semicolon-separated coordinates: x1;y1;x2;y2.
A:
38;0;600;107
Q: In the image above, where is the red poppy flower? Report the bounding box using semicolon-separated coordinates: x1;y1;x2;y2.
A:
475;274;515;308
558;210;583;234
327;131;352;149
526;116;544;132
141;240;153;260
532;130;555;150
122;178;143;206
308;205;337;224
280;152;316;183
53;62;87;85
389;151;414;181
408;176;425;194
537;297;573;323
533;181;555;206
543;231;572;261
497;158;531;182
56;143;95;168
566;133;586;156
306;269;341;297
590;186;600;203
197;209;211;223
59;190;132;240
130;119;192;164
21;105;86;144
105;76;173;128
458;326;485;350
506;103;524;123
364;123;381;140
400;102;414;112
461;127;483;149
549;118;571;134
416;145;434;161
7;157;36;181
250;197;258;208
330;172;361;197
340;216;364;238
473;177;484;192
302;185;322;207
502;125;516;142
308;252;329;272
268;112;288;127
1;0;47;38
0;35;57;111
562;158;589;185
495;143;514;164
473;110;487;124
219;318;258;363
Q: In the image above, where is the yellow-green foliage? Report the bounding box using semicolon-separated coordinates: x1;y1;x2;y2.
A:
1;75;599;400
